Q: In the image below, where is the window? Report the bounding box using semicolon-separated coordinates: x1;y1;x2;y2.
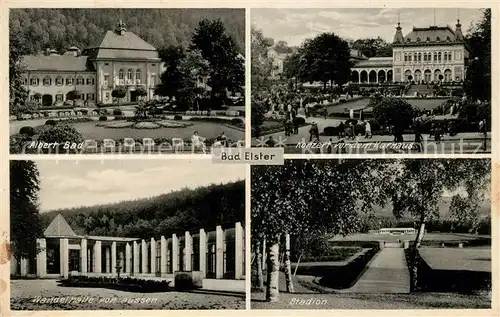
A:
151;63;156;66
23;77;28;85
86;77;95;85
150;74;156;86
426;37;430;42
56;76;63;86
56;94;63;102
406;38;411;42
436;36;441;42
66;77;74;86
43;76;52;86
408;54;412;62
446;36;451;41
433;52;437;62
136;69;141;82
127;69;133;80
76;76;84;85
416;37;421;42
404;54;407;62
91;93;95;100
105;92;110;100
104;63;109;66
438;52;441;62
104;75;110;87
118;69;124;80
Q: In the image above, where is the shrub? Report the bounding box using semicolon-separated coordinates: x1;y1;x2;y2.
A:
113;108;123;116
174;115;183;120
323;126;338;136
174;272;203;291
231;118;244;126
295;117;306;125
19;126;35;136
45;119;57;126
99;116;108;121
113;115;124;121
38;124;84;145
339;99;347;103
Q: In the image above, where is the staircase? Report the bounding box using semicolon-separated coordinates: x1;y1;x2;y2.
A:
405;84;434;97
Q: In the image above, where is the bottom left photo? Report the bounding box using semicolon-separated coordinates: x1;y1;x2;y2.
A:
9;159;246;310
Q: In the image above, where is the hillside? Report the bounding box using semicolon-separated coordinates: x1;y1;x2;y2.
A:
10;8;245;55
40;180;245;239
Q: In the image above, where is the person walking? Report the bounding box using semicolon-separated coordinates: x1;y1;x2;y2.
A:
414;120;423;153
338;121;345;139
364;120;372;139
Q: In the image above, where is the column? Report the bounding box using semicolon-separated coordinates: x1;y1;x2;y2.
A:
125;242;131;273
20;258;28;276
234;222;243;279
37;238;47;278
93;240;102;273
185;231;192;271
60;238;69;278
160;236;167;276
111;242;117;274
375;69;379;83
215;226;224;279
150;238;156;275
133;241;140;274
172;234;179;273
199;229;206;277
105;247;111;273
80;239;87;274
141;239;148;274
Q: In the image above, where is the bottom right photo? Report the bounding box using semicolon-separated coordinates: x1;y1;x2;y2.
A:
251;158;492;309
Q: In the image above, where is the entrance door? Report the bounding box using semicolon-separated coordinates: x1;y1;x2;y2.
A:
69;250;80;272
42;94;53;107
130;91;138;102
47;247;60;274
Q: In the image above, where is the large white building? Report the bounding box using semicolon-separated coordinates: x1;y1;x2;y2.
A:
351;19;469;84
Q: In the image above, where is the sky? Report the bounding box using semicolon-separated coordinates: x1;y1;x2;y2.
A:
252;8;485;46
36;160;245;212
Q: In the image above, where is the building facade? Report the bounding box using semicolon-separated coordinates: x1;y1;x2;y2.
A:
11;214;245;280
351;20;469;84
21;21;163;107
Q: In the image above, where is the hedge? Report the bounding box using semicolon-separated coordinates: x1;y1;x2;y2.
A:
45;120;57;126
174;115;183;120
99;116;108;121
19;126;35;136
60;275;171;293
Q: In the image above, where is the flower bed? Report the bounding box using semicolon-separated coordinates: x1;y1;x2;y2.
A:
133;122;161;129
157;120;191;128
60;275;171;293
96;121;135;129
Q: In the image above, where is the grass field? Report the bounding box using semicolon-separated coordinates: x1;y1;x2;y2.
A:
419;248;491;272
329;232;487;243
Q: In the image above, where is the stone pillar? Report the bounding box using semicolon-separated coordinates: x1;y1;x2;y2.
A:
199;229;206;278
150;238;156;275
160;236;167;276
234;222;243;279
60;238;69;278
105;247;111;273
111;242;117;274
80;239;87;273
215;226;224;279
93;240;102;273
133;241;140;274
172;234;179;273
37;238;47;278
20;258;28;276
185;231;192;271
125;242;131;273
141;239;148;273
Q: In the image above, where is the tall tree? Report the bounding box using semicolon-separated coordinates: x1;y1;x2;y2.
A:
274;40;292;54
155;46;186;99
191;19;244;101
9;24;29;110
300;33;353;89
251;26;274;88
464;9;491;102
10;161;43;261
352;37;392;58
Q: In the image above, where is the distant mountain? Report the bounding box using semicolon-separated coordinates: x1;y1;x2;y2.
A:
39;180;245;239
10;8;245;55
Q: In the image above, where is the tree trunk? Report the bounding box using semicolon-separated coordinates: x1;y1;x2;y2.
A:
265;241;280;302
283;234;294;293
252;240;264;290
411;217;426;291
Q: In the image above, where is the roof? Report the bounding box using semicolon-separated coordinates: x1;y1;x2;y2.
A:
353;57;393;68
44;214;77;237
402;26;460;44
350;49;368;60
83;30;159;61
21;55;93;72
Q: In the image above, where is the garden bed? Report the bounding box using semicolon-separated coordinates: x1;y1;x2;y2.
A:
59;275;171;293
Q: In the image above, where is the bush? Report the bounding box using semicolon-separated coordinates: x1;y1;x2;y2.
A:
174;115;183;120
339;99;347;103
99;116;108;121
231;118;244;126
323;126;338;136
295;117;306;125
19;126;35;136
38;124;84;145
45;119;57;126
174;271;203;291
113;108;123;116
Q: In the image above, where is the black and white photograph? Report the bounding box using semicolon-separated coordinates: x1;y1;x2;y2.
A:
251;159;491;309
9;160;246;310
9;9;245;154
251;8;491;154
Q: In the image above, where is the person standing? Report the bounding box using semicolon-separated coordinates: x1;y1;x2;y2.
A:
364;120;372;139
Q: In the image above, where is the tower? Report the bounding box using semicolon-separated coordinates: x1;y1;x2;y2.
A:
454;16;464;41
393;21;404;44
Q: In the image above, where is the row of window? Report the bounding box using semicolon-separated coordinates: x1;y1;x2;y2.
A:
403;51;457;63
117;69;142;81
411;36;453;43
26;76;95;87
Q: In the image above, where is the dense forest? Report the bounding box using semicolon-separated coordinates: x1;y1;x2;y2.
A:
9;8;245;55
40;180;245;239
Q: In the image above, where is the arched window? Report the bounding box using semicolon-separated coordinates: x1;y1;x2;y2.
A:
86;77;94;85
30;76;39;86
436;36;441;42
136;69;141;82
76;76;84;85
446;36;451;41
408;54;412;62
118;69;124;80
43;76;52;86
406;38;411;42
416;37;421;42
438;52;442;62
66;77;74;86
418;53;422;62
426;37;430;42
56;76;64;86
433;52;437;62
127;69;133;80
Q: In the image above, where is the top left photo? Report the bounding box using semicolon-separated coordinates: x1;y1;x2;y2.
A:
9;8;245;155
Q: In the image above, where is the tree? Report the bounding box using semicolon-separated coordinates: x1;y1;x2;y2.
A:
10;161;43;261
251;26;274;89
155;46;186;99
191;19;244;102
274;40;292;54
135;86;148;100
352;37;392;58
177;49;210;109
464;9;491;102
9;25;29;110
300;33;353;89
372;97;414;141
111;86;128;105
66;89;82;106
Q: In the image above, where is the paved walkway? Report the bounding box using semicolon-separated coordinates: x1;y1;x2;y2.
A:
347;248;410;294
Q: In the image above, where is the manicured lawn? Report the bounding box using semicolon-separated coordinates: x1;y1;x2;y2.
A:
329;232;487;243
419;248;491;272
406;98;449;110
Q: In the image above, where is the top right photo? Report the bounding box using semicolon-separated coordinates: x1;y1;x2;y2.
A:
251;8;491;154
